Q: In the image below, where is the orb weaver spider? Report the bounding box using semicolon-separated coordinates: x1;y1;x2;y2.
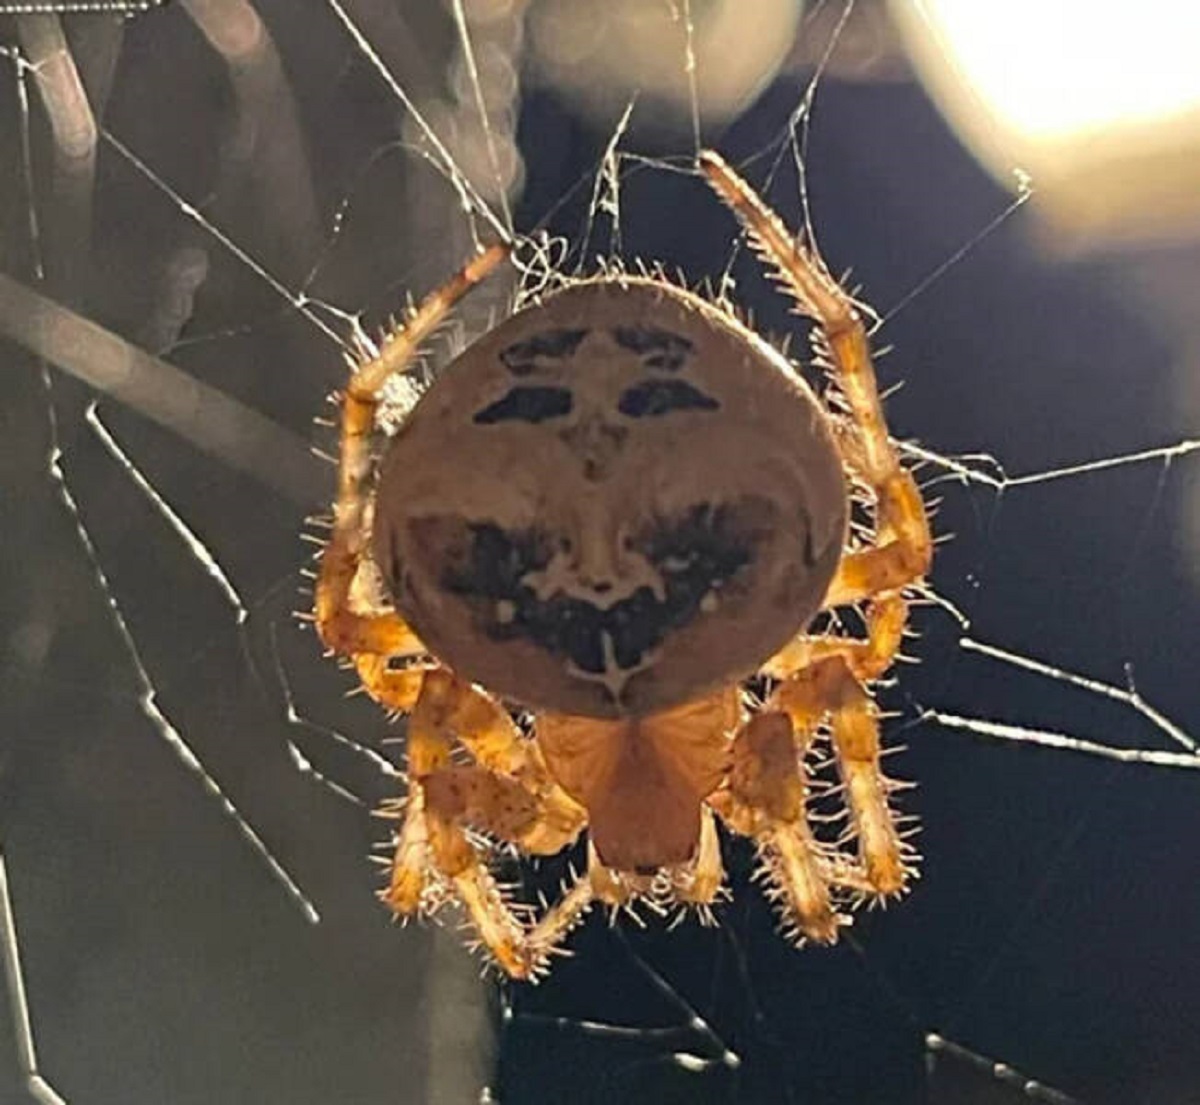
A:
313;150;932;979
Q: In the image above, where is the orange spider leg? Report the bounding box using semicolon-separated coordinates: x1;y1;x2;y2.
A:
697;151;931;608
771;658;910;898
700;150;923;914
523;823;731;975
379;669;540;978
378;670;591;976
352;656;431;713
377;673;451;916
461;838;662;979
314;243;510;667
584;840;645;908
711;710;841;942
750;589;914;927
517;841;620;977
763;592;907;684
672;805;726;911
823;474;930;607
408;669;586;857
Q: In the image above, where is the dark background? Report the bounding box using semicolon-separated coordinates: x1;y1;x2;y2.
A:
1;3;1197;1103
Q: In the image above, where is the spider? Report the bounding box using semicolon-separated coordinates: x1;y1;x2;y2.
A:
313;150;932;979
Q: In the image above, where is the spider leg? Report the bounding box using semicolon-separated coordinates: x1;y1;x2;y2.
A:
378;671;589;977
671;805;725;910
698;151;932;606
710;711;841;942
758;575;913;910
523;835;694;976
414;670;587;857
713;642;911;945
771;657;911;898
377;673;457;916
511;843;618;977
352;656;431;713
314;244;509;668
379;669;546;978
762;592;907;684
822;475;930;608
507;817;732;976
700;150;922;913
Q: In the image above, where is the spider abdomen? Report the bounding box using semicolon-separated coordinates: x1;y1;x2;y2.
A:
372;278;849;718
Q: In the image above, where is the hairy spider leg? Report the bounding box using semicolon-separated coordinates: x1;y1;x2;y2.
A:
710;707;840;942
672;804;726;910
403;669;586;855
377;669;586;976
697;152;932;609
771;656;911;897
762;593;907;684
520;817;727;977
378;669;529;977
759;582;912;910
711;609;912;946
699;151;929;909
516;841;623;978
314;243;510;676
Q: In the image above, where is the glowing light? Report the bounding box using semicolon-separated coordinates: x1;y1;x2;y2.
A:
893;0;1200;246
528;0;804;131
906;1;1200;142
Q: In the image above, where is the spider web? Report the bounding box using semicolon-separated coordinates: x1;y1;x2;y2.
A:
1;3;1198;1104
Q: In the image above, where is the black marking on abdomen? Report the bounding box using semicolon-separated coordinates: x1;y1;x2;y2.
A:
618;379;719;418
611;325;694;371
439;505;756;680
499;328;589;374
474;386;573;425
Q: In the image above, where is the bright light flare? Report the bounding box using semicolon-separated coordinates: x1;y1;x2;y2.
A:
909;1;1200;141
893;0;1200;246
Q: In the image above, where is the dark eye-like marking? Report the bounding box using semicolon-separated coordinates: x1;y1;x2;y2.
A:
611;326;694;371
474;386;574;425
618;379;719;418
499;328;589;375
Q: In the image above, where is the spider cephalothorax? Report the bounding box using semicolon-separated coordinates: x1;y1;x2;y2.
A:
372;279;848;719
314;150;932;979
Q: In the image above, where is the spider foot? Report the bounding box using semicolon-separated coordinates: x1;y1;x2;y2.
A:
523;873;597;977
839;761;910;897
666;805;727;911
755;824;844;945
376;792;437;916
451;861;537;979
376;791;588;980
